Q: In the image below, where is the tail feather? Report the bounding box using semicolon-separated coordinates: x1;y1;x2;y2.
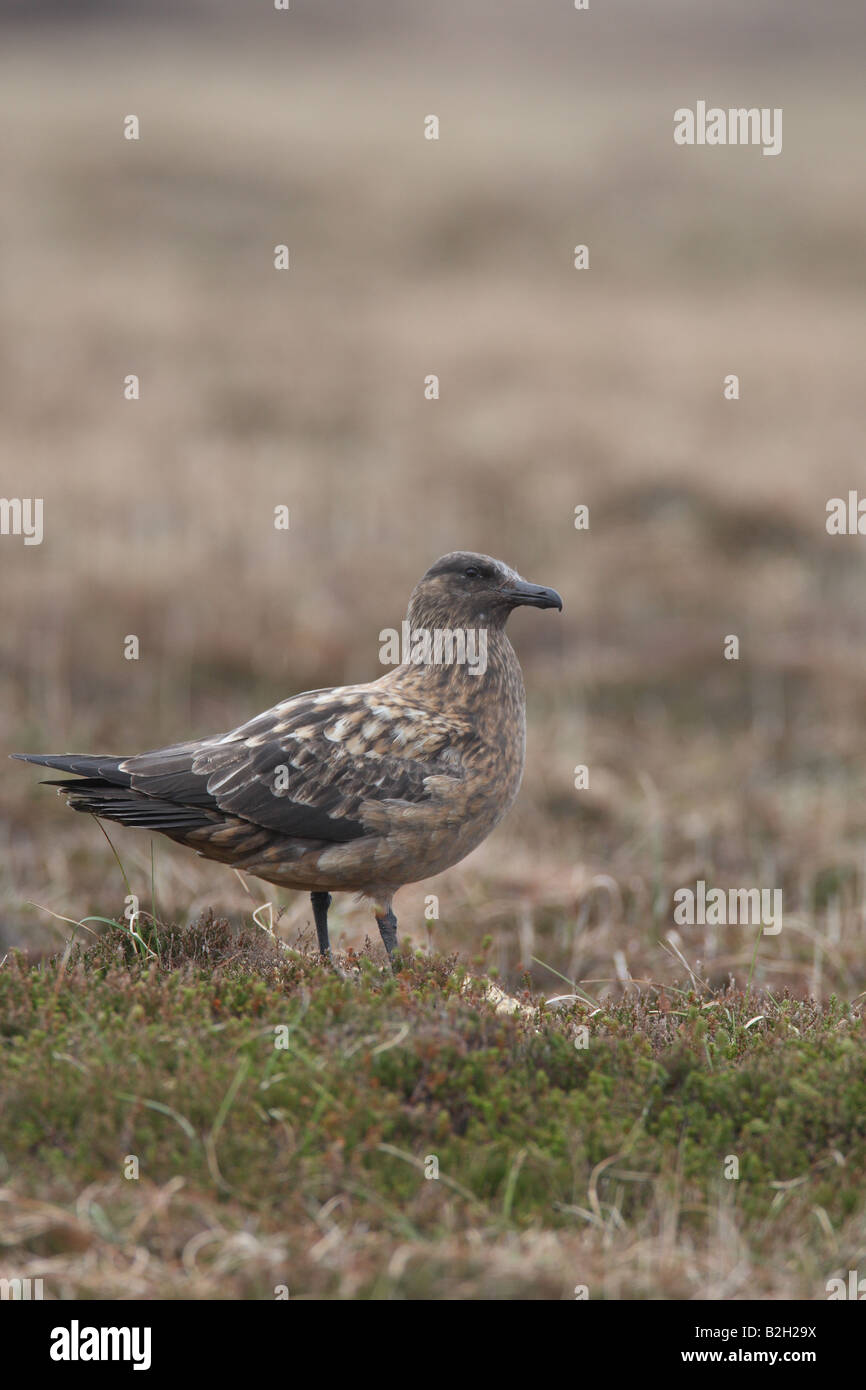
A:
61;786;216;830
11;752;215;833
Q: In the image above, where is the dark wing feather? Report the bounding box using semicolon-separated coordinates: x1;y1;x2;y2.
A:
12;753;132;785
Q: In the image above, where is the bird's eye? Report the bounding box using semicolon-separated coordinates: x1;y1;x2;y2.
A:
464;566;481;579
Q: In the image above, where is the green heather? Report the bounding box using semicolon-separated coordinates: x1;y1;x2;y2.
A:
1;916;863;1299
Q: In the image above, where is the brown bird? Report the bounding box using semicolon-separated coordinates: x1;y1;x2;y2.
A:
13;552;562;961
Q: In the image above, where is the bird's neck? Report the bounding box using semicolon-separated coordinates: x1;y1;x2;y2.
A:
385;619;526;722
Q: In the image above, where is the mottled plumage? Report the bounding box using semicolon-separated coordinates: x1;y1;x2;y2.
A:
14;552;562;961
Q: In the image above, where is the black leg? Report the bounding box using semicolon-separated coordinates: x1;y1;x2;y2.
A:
375;906;399;962
311;891;332;955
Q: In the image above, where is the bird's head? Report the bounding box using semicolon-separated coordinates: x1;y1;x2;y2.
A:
407;552;563;631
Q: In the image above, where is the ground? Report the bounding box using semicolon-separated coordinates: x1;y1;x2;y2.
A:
1;916;863;1299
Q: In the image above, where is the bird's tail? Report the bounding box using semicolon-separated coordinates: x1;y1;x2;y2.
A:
11;753;214;831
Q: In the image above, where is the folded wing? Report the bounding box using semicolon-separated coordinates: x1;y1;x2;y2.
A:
17;685;476;845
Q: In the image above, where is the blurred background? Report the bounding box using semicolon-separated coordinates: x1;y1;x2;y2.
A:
2;0;866;1000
